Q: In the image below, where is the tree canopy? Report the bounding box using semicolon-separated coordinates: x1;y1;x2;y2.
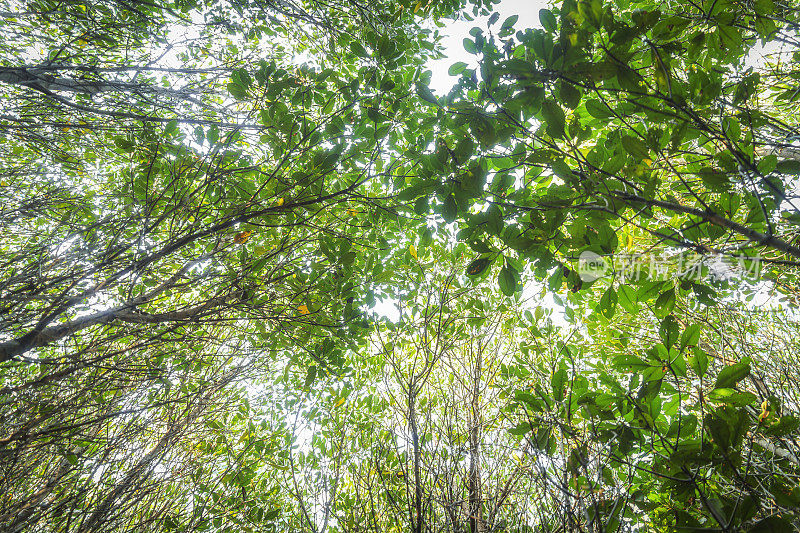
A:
3;0;800;531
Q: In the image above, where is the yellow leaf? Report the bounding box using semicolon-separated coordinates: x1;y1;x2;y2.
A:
759;399;769;422
409;244;418;260
625;232;633;249
275;197;285;206
233;231;252;244
297;305;309;315
334;397;345;408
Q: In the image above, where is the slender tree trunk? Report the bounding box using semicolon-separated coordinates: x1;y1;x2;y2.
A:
408;389;423;533
468;353;482;533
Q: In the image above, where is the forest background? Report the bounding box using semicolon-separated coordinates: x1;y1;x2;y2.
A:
2;0;800;531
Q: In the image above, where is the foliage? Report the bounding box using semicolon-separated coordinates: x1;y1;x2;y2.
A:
404;0;800;301
3;0;800;532
394;0;800;528
0;0;465;530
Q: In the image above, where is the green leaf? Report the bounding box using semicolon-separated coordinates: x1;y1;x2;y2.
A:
558;82;580;109
501;14;519;30
722;116;741;141
777;160;800;175
350;41;369;57
598;287;617;318
514;391;544;411
654;287;675;317
304;365;317;388
689;347;709;377
448;61;468;76
707;388;757;406
585;99;613;119
613;354;649;371
680;324;701;350
714;361;750;389
551;159;572;182
504;229;534;251
413;196;428;215
705;498;727;526
466;257;492;276
227;81;247;100
233;67;252;88
442;194;457;223
539;9;557;32
764;415;800;437
416;84;439;106
508;421;531;435
542;184;575;206
659;315;679;349
621;135;649;159
757;154;778;175
367;107;385;122
453;137;474;163
164;119;178;136
541;100;566;139
748;516;794;533
463;38;478;54
498;265;518;296
699;167;730;191
503;58;536;77
637;281;665;302
552;368;567;401
617;285;638;313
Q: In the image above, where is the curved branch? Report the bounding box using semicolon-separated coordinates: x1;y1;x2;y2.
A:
611;191;800;260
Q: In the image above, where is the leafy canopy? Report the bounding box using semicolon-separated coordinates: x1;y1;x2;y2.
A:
3;0;800;532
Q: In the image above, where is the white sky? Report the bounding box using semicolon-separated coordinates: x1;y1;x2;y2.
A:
427;0;545;94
